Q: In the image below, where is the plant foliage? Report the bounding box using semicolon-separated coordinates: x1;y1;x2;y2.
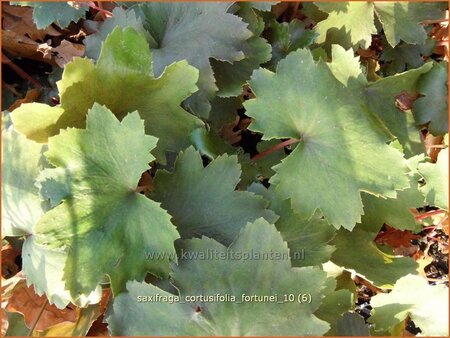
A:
2;1;448;336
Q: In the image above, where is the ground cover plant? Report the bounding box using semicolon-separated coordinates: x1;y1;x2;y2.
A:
1;1;449;336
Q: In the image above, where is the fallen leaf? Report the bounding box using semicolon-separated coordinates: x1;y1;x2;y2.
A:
414;245;434;278
2;30;54;65
8;88;41;112
32;305;100;337
395;91;420;111
2;3;60;41
1;244;21;278
375;225;420;254
137;171;154;194
219;117;242;145
5;280;77;331
52;40;85;67
424;133;444;163
85;288;111;336
1;274;25;304
37;40;85;67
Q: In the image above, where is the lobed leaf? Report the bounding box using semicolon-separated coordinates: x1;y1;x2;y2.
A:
107;219;330;336
152;147;277;245
34;104;179;296
244;48;409;230
12;27;203;162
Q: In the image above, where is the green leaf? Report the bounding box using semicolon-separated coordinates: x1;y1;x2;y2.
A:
314;2;376;49
12;27;203;162
418;149;449;210
1;113;48;236
413;62;448;135
336;312;370;336
315;277;354;336
251;184;336;267
380;38;435;76
34;104;179;296
4;312;29;337
152;147;277;245
135;2;252;116
11;1;88;29
84;7;150;60
370;274;449;336
22;236;102;309
360;155;425;232
264;19;318;68
247;2;275;12
374;2;446;47
10;103;64;144
327;44;367;89
244;49;409;229
211;6;272;97
365;63;433;156
330;228;418;288
107;219;330;336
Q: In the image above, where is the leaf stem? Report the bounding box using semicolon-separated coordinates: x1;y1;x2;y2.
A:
421;18;449;25
85;1;113;17
415;209;446;221
2;54;42;88
251;138;301;162
27;298;48;336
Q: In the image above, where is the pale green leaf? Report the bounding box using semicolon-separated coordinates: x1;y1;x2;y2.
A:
374;2;446;47
418;149;449;210
22;236;102;309
244;49;409;229
412;62;448;135
11;1;88;29
12;27;203;162
314;2;376;49
135;2;252;116
327;44;367;88
365;63;433;156
1;113;48;236
107;219;330;336
331;228;418;288
34;104;179;296
152;147;277;245
360;155;426;232
84;7;149;60
211;6;271;97
11;103;64;144
370;274;448;336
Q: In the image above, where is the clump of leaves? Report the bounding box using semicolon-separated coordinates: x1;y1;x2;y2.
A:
2;1;448;336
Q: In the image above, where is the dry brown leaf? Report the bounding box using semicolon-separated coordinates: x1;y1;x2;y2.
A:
1;274;25;304
85;288;111;336
52;40;85;67
5;280;77;331
219;117;242;145
375;226;420;255
424;133;444;163
395;91;419;111
2;30;53;65
2;3;60;41
37;40;85;67
415;245;434;278
1;244;21;279
8;88;41;112
137;171;154;194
